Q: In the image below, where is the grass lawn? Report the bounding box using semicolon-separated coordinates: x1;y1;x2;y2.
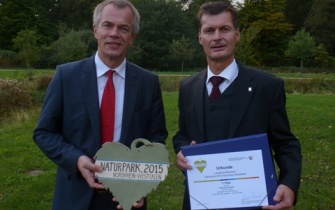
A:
0;93;334;209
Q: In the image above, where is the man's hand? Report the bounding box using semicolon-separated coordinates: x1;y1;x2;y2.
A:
114;197;145;209
175;141;196;171
77;155;104;189
262;184;295;210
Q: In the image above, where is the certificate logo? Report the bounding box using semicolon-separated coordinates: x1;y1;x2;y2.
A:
194;160;207;173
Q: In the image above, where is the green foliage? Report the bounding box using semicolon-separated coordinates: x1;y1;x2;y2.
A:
285;28;315;72
237;0;293;66
284;78;335;94
0;50;16;68
34;75;53;91
0;0;99;51
77;30;98;57
0;50;16;59
314;44;335;68
130;0;196;71
284;0;313;33
0;79;32;121
51;0;101;29
127;44;143;63
305;0;335;55
12;29;40;68
169;35;196;72
1;0;335;70
50;29;88;64
235;24;261;66
0;0;58;50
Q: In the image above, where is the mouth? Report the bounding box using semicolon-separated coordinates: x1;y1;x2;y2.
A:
106;41;122;48
211;44;226;51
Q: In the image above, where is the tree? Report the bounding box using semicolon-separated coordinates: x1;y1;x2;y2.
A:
0;50;16;68
130;0;195;71
50;29;88;64
12;29;40;68
0;0;58;50
51;0;101;29
305;0;335;55
285;28;315;73
314;44;335;68
235;24;261;65
0;0;100;52
237;0;293;66
285;0;313;33
170;35;196;72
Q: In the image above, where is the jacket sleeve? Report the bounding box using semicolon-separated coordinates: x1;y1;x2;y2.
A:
268;79;302;197
33;66;86;176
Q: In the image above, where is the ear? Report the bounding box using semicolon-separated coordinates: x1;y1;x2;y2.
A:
93;24;98;39
235;28;241;42
198;32;203;45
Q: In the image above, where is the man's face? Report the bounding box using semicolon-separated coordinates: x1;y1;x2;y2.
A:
198;11;240;64
93;4;136;65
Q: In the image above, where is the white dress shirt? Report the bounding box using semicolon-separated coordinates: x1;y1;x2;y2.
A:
95;53;125;142
206;59;239;95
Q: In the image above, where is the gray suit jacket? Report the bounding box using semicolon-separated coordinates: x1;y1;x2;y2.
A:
33;56;167;210
173;63;301;209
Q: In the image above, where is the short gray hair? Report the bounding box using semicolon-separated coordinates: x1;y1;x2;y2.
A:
93;0;140;35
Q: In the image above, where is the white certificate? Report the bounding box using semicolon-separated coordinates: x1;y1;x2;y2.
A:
186;149;269;209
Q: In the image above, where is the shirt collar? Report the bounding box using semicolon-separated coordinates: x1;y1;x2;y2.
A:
95;52;126;79
206;59;238;84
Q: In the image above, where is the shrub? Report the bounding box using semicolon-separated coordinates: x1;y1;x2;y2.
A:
158;75;335;94
29;75;53;105
0;79;32;121
0;50;16;68
34;75;53;91
284;78;335;94
159;75;188;92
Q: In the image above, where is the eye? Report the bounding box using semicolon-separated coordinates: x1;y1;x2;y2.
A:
222;27;231;33
120;26;130;33
204;28;214;34
102;23;111;29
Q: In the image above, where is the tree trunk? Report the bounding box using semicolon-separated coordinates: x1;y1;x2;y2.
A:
300;59;303;74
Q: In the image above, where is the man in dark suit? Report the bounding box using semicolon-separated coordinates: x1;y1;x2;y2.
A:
173;1;302;210
33;0;167;209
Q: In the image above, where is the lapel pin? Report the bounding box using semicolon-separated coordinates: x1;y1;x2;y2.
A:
248;87;252;92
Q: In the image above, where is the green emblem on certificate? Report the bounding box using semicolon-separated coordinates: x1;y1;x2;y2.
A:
194;160;207;173
95;138;169;210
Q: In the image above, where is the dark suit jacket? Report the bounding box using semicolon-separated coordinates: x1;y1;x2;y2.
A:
33;56;168;210
173;63;302;209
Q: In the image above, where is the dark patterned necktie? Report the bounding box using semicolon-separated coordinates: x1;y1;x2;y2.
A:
209;76;224;103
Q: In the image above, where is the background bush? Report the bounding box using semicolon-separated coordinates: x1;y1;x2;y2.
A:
0;72;333;123
0;79;32;120
284;78;335;94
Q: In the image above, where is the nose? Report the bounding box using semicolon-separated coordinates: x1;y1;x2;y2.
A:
108;27;120;38
213;29;222;41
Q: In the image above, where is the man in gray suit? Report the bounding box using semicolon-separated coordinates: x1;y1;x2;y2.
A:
33;0;167;209
173;1;301;210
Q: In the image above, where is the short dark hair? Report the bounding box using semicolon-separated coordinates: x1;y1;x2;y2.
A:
197;1;239;31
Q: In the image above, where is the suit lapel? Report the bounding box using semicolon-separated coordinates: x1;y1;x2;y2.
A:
81;56;101;140
119;61;138;144
193;71;207;140
228;65;256;137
